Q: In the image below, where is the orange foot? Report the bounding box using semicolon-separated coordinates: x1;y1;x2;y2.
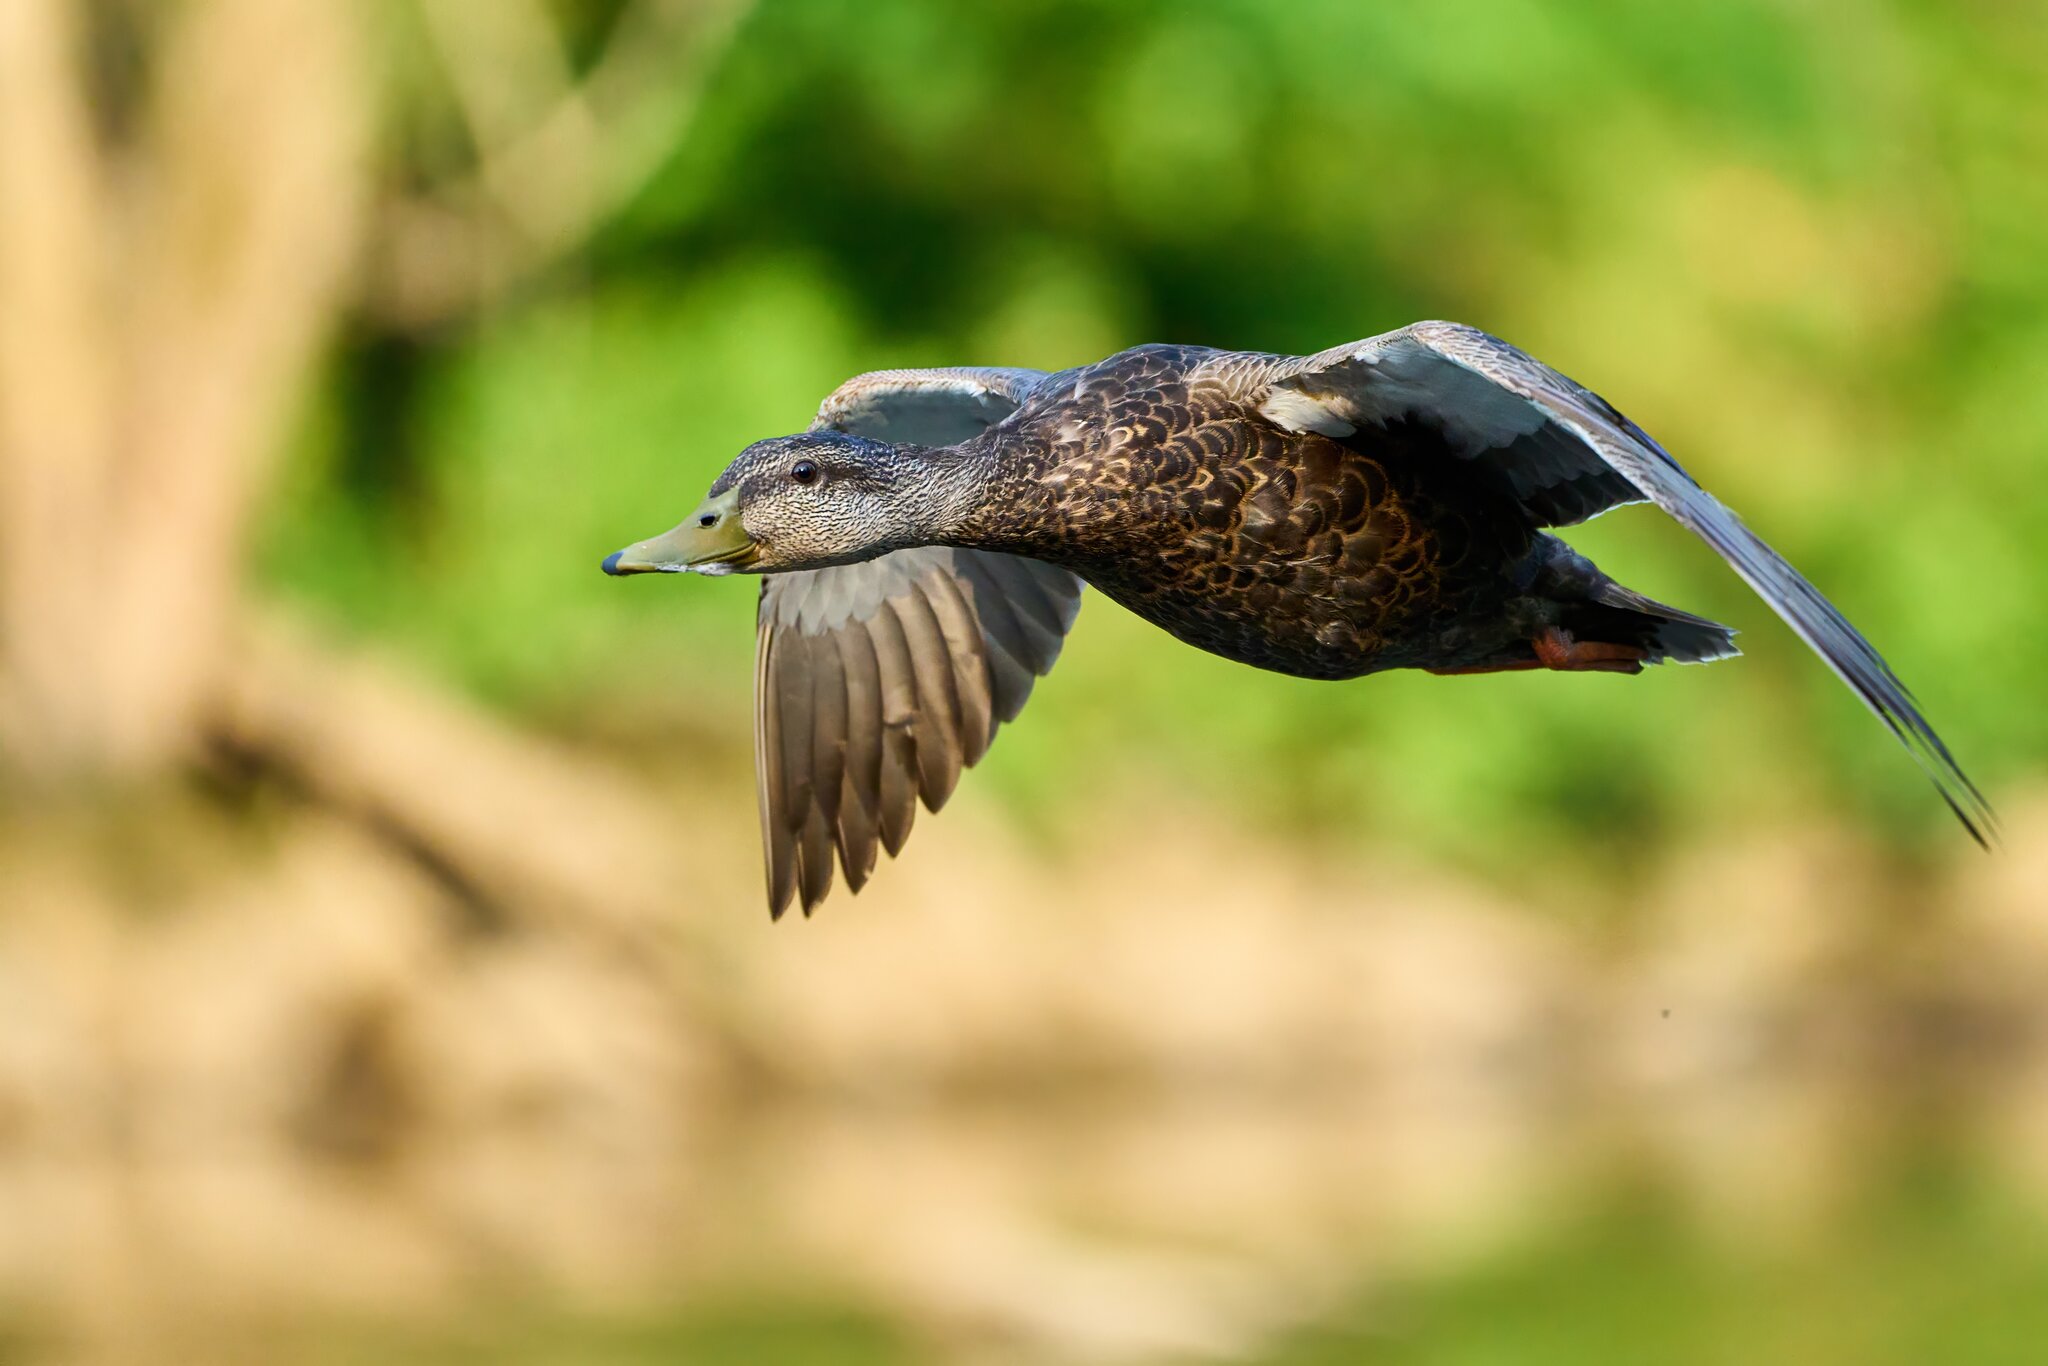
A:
1427;627;1648;677
1532;626;1647;675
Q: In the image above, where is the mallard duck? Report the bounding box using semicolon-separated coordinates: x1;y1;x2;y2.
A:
604;322;1990;917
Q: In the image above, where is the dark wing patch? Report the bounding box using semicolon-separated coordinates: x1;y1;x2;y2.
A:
1251;321;1991;843
757;549;1082;917
1259;329;1653;527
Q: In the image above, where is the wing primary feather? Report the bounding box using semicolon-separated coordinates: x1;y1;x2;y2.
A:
985;641;1040;725
1031;557;1086;633
889;587;967;810
755;594;797;920
776;630;818;827
797;804;835;915
837;770;878;893
809;625;849;829
919;563;997;764
961;556;1063;674
864;598;922;857
992;557;1074;641
962;589;1041;724
833;625;884;891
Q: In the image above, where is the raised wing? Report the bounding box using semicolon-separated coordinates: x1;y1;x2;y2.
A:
757;367;1083;917
814;366;1053;445
1246;321;1992;843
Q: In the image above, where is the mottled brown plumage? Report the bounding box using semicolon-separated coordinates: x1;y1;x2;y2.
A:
954;344;1556;678
604;323;1992;917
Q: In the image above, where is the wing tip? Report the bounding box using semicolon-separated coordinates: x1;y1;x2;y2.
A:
1935;780;1998;851
1849;668;1996;850
1915;739;1998;851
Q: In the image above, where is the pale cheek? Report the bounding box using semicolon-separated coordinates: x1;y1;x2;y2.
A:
746;496;853;566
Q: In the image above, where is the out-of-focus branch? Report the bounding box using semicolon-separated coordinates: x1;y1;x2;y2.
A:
416;0;597;251
419;0;584;152
210;611;731;979
96;0;372;771
372;0;753;327
0;0;117;773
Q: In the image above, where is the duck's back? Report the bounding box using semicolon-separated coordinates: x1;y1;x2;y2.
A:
958;346;1540;679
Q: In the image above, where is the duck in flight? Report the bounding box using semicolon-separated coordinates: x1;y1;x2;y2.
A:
603;322;1991;917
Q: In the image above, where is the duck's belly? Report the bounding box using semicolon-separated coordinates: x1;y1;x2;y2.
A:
1055;426;1537;680
1079;554;1519;681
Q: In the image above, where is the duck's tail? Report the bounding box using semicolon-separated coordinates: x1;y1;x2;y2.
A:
1570;581;1739;666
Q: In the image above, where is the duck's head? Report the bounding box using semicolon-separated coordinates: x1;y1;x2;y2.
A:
603;432;952;577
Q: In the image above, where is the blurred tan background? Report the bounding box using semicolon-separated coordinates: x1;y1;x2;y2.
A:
2;1;2046;1362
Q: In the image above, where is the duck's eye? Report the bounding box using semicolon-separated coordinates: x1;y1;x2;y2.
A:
790;460;820;486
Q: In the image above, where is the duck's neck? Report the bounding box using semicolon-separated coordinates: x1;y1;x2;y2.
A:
907;436;1015;550
940;435;1100;565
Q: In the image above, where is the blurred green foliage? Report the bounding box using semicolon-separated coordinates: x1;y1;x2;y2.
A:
1269;1163;2048;1366
263;0;2048;874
